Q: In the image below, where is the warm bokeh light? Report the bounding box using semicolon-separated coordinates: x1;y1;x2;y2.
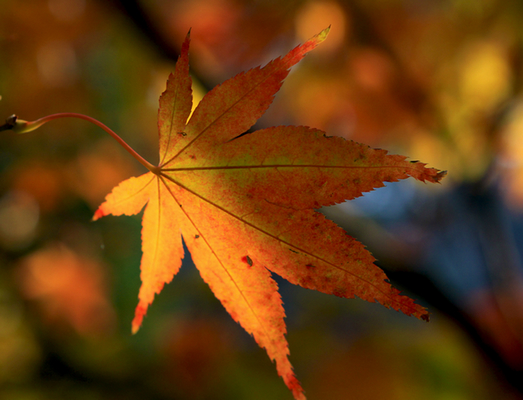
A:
296;0;347;54
17;243;116;337
2;0;523;398
36;40;78;87
47;0;86;22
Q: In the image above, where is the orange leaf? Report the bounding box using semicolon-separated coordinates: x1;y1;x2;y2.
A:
95;28;444;400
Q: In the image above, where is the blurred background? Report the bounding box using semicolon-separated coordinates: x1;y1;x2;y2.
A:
1;0;523;399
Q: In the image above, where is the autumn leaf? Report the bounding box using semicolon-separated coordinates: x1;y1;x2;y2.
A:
94;28;444;400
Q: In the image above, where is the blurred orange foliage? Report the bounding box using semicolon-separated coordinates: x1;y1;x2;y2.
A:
17;243;115;337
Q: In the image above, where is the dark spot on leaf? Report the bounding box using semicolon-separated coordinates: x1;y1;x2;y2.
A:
435;170;447;182
195;235;200;239
178;131;187;136
306;263;315;269
242;255;253;266
289;249;299;254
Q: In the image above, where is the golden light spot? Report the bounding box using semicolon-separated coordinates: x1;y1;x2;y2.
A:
36;40;78;87
296;0;347;54
48;0;85;22
459;40;511;112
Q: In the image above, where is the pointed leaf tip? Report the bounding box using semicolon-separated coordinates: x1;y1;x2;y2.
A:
316;26;330;43
131;303;147;334
92;208;105;221
435;170;447;182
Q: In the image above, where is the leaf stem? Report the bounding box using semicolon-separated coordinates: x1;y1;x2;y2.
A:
7;113;159;173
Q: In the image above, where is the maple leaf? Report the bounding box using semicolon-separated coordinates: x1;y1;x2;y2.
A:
93;28;444;399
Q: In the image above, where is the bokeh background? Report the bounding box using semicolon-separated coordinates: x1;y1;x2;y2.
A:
1;0;523;399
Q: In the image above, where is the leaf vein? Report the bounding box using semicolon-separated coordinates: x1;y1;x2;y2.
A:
158;175;276;344
162;164;413;172
164;66;279;166
160;172;419;314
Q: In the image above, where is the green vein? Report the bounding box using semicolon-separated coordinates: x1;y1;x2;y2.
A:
162;164;420;172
